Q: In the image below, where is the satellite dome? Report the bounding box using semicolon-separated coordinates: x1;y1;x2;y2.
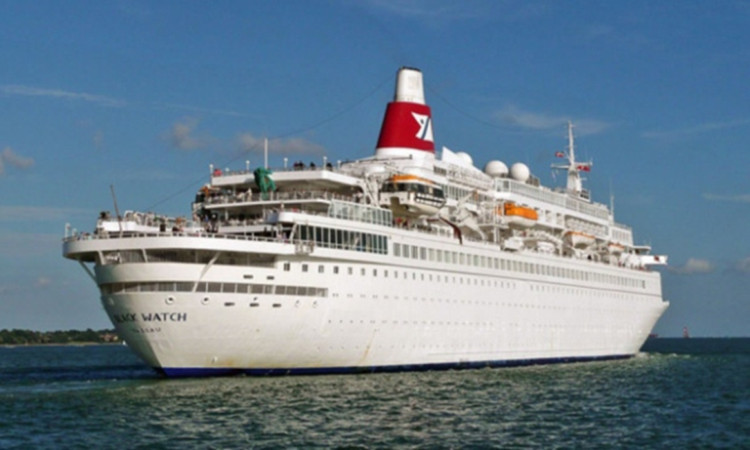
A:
456;152;473;167
484;160;508;177
510;163;530;182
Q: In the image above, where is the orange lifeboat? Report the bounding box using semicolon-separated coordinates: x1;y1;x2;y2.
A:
565;230;596;248
501;202;538;228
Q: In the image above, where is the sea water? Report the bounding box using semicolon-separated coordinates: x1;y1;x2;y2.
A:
0;339;748;449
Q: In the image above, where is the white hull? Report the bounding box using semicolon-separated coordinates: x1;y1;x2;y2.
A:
68;233;667;376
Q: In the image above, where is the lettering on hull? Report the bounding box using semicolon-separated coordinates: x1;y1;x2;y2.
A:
110;312;187;324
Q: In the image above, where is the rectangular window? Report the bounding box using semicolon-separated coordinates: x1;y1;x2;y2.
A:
394;243;401;257
302;264;308;272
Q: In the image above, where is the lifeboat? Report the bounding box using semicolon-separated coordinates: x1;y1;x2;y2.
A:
380;174;446;217
565;230;596;248
501;202;538;228
608;242;625;254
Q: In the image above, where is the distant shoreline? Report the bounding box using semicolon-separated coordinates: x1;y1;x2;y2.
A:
0;329;119;346
0;342;121;349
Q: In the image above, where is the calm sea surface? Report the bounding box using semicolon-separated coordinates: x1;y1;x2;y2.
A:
1;338;748;449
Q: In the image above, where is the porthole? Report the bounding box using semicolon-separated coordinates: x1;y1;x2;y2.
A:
201;297;210;305
165;296;175;305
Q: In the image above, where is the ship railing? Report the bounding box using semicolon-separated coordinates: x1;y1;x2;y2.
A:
203;190;361;206
496;179;610;220
62;229;291;245
212;163;336;178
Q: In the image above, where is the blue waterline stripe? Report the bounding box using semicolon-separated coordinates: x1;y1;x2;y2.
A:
157;354;632;377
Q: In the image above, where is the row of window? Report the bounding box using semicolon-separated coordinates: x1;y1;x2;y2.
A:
286;261;521;288
100;249;275;267
99;281;328;297
296;225;388;255
392;243;646;289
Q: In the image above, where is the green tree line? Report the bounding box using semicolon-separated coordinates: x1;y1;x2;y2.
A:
0;329;119;345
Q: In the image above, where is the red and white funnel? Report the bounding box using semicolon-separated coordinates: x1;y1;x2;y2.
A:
375;67;435;160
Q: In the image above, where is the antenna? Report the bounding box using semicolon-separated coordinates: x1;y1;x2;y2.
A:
110;184;123;237
264;137;269;169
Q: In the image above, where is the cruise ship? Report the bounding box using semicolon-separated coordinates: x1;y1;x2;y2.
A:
63;67;669;377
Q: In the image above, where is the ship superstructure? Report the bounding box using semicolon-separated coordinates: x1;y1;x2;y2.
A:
63;67;669;376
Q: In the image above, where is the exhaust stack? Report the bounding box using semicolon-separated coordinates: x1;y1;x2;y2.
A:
375;67;435;160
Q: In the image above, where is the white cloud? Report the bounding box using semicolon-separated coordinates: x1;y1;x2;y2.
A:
0;84;126;107
734;257;750;274
0;232;65;258
669;258;715;275
117;168;180;182
642;118;750;139
494;105;610;136
360;0;547;23
362;0;484;21
35;277;52;288
0;147;35;175
702;193;750;203
165;118;214;151
237;132;326;156
0;205;91;221
92;130;105;149
152;102;247;118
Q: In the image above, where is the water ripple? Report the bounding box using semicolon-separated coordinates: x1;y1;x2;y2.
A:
1;343;749;449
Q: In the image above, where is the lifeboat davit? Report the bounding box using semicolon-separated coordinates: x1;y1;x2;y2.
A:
502;202;538;228
565;230;596;248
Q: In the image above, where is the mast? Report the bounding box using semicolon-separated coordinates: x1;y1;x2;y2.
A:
566;121;588;194
552;121;592;200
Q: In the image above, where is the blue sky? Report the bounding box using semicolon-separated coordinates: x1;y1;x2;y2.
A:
0;0;748;336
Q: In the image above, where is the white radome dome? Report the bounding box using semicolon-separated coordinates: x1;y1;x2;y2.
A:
484;160;508;177
456;152;473;167
510;163;530;182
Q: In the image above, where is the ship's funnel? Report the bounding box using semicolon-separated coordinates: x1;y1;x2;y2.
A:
375;67;435;160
